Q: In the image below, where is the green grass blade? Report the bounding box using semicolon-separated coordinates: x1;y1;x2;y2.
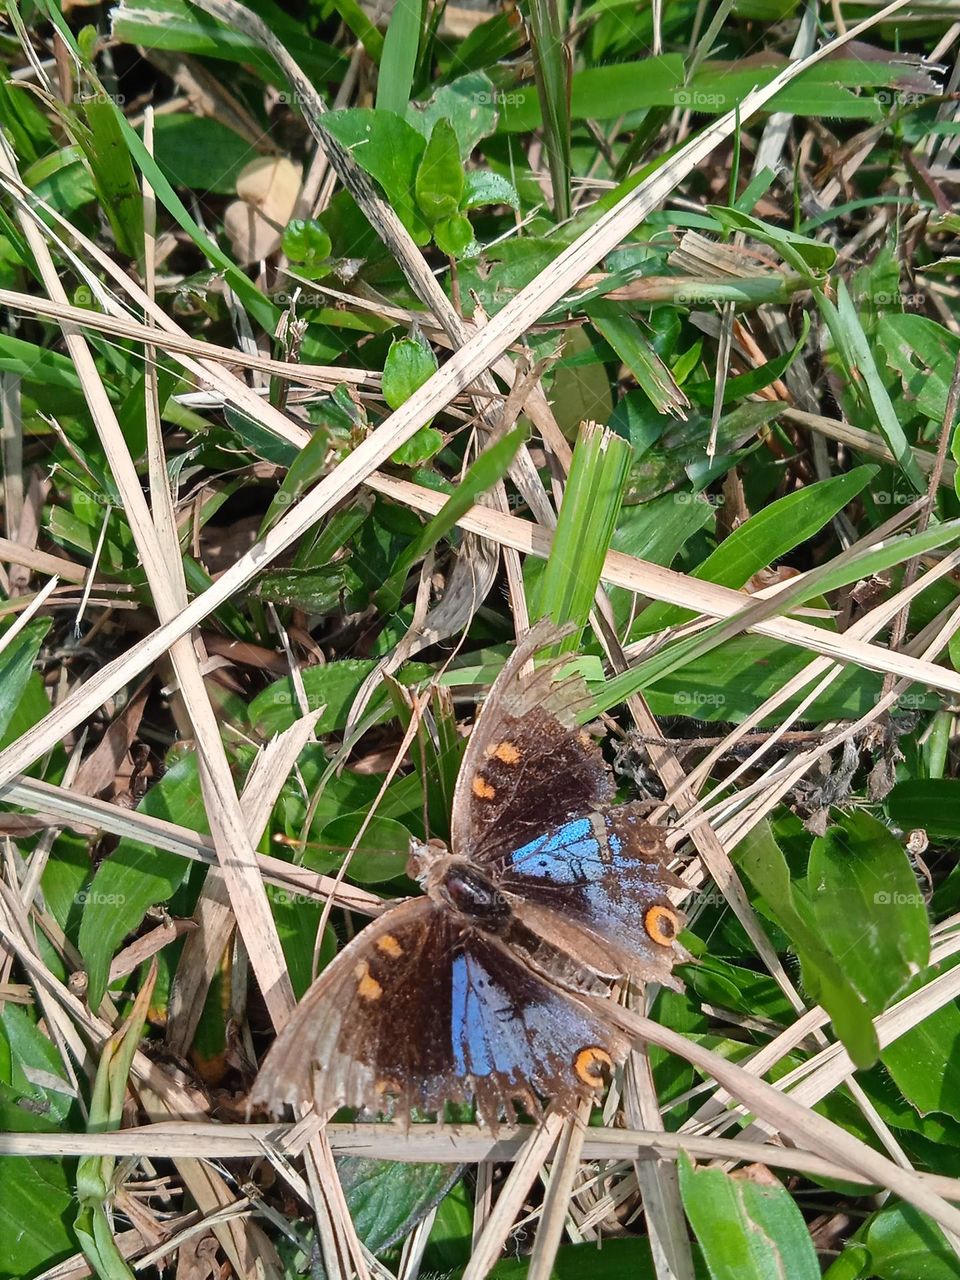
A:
526;0;572;221
534;420;631;650
376;0;422;115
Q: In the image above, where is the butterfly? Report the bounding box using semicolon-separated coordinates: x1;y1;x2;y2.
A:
252;621;685;1129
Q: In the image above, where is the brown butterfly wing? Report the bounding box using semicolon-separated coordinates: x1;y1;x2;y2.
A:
450;620;613;866
251;896;629;1128
493;803;686;989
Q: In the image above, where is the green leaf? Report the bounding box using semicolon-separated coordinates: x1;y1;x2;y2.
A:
637;466;877;634
281;218;332;278
77;95;144;260
888;780;960;839
0;1156;75;1280
110;0;345;85
433;213;474;258
415;118;464;224
322;108;428;242
819;281;925;493
708;205;836;275
338;1160;462;1253
460;169;521;211
808;810;930;1015
587;299;689;418
735;821;881;1067
864;1204;958;1280
679;1152;820;1280
406;71;499;156
0;621;50;741
881;971;960;1122
250;658;431;736
78;753;202;1008
0;1006;74;1132
526;0;572;219
310;812;410;883
390;425;445;466
383;335;439;411
376;0;421;114
534;421;631;648
378;422;529;613
150;113;254;193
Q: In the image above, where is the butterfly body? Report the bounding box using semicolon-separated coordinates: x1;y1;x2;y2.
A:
253;623;684;1129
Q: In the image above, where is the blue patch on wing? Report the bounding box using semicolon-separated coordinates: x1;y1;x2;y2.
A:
451;952;533;1077
510;816;631;883
450;948;610;1087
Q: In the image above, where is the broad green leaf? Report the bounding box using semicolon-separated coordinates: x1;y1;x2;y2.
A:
253;564;355;612
679;1152;820;1280
864;1204;958;1280
808;811;929;1014
461;169;520;211
110;0;344;85
549;325;614;437
888;780;960;839
321;109;428;242
823;1246;870;1280
598;632;938;726
496;56;889;131
735;822;880;1067
150;113;253;193
390;425;445;465
0;1157;75;1280
415;118;464;224
338;1159;462;1253
433;213;474;258
383;335;439;410
78;752;203;1008
881;974;960;1122
876;314;960;434
250;658;431;736
0;1006;75;1132
281;217;332;278
310;811;410;883
407;71;499;155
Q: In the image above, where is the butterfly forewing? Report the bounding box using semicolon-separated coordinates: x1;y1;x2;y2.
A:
450;622;613;865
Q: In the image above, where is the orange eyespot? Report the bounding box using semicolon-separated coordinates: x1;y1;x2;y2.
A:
487;741;521;765
573;1046;613;1087
472;776;497;800
644;904;680;947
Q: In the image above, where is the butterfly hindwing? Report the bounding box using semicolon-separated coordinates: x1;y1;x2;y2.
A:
252;897;627;1127
492;803;685;988
450;621;613;865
